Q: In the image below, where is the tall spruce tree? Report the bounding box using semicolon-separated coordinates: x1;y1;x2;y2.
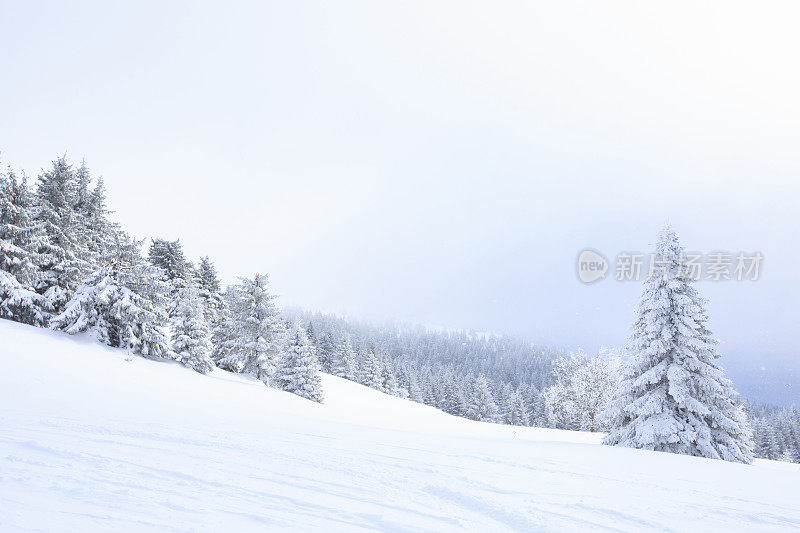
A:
216;274;285;385
603;226;753;463
0;167;46;325
357;343;383;389
277;323;324;403
331;333;357;380
465;375;500;422
171;283;215;374
50;260;174;360
380;353;401;396
83;177;119;262
148;238;191;283
316;332;337;373
0;167;39;285
507;391;530;426
33;157;91;313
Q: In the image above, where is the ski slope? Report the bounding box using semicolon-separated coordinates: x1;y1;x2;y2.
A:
1;320;798;532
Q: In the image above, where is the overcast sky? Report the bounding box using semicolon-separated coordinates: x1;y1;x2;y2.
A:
2;1;798;404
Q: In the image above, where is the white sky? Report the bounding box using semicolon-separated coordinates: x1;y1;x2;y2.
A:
2;1;799;403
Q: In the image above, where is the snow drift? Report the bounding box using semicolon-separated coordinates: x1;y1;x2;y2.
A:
1;320;798;532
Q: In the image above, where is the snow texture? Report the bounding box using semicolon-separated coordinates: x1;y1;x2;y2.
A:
1;319;798;532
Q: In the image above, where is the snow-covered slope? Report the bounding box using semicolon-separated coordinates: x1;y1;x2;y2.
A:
1;320;798;532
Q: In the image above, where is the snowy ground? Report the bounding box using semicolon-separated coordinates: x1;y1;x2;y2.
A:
1;320;799;532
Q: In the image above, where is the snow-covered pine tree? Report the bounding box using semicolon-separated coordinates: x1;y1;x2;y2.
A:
32;156;91;313
305;321;318;346
498;382;514;424
171;283;215;374
379;353;402;396
396;362;424;403
525;384;550;428
507;391;530;426
195;256;225;324
277;323;324;403
83;177;119;263
211;285;237;364
316;332;337;373
216;274;285;385
73;158;92;213
0;167;46;325
0;167;39;286
357;343;383;389
0;270;46;326
423;374;439;407
464;375;499;423
331;333;357;380
196;256;221;294
442;377;464;415
603;225;753;463
148;238;191;283
194;255;229;364
50;258;174;360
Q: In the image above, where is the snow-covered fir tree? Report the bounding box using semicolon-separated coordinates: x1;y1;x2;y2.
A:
305;321;318;346
396;361;424;403
507;391;530;426
379;353;402;397
315;331;337;373
0;167;46;325
216;274;285;385
442;378;465;415
0;167;39;286
32;157;91;314
464;375;500;423
82;177;119;262
357;343;383;389
148;238;192;282
277;323;324;403
330;333;358;380
0;270;46;326
171;283;215;374
525;385;550;428
73;159;93;213
195;255;226;330
50;258;173;360
603;225;753;463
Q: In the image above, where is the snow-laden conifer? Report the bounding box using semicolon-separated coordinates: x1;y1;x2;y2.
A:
277;323;324;403
464;375;499;422
331;333;357;380
196;256;226;328
83;177;120;262
0;167;46;325
148;238;191;282
33;157;91;313
171;283;215;374
357;343;383;389
216;274;285;385
380;353;402;396
0;270;46;325
603;225;753;463
316;332;336;373
507;391;530;426
0;168;39;286
50;260;173;360
442;378;464;415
